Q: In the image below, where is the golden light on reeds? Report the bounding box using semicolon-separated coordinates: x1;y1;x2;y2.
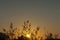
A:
26;33;31;38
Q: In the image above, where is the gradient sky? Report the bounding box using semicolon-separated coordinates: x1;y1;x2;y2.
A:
0;0;60;35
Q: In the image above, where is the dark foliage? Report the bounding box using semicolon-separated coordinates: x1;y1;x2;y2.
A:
45;33;60;40
0;32;9;40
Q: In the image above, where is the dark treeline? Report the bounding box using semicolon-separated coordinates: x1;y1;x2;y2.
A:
0;20;60;40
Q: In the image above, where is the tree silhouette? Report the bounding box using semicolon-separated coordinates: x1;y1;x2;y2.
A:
0;32;9;40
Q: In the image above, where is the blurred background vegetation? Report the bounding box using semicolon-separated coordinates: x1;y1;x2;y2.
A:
0;20;60;40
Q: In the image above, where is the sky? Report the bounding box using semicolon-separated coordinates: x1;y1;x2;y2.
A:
0;0;60;36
